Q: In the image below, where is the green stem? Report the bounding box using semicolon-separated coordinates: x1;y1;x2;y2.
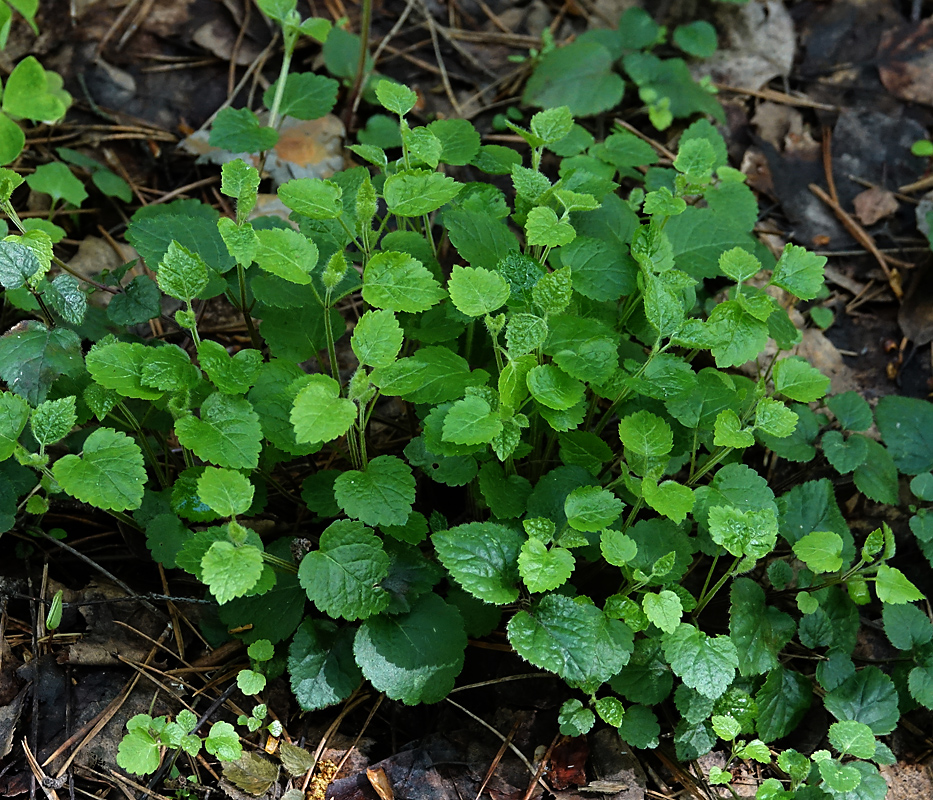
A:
119;402;168;489
347;0;374;117
324;292;340;383
262;552;298;574
693;555;742;618
266;30;297;131
236;262;261;350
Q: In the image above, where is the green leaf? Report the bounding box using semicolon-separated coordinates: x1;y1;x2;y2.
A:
288;620;361;711
793;530;843;573
384;169;461;216
372;347;488;404
428;119;481;165
827;391;873;432
531;265;572;315
518;538;575;593
354;592;466;704
770;243;826;300
824;666;899;734
718;246;761;283
523;41;625;117
822;431;868;474
220;159;260;222
278;178;342;219
31;396;76;447
773;357;830;402
447;265;510;317
663;623;738;699
443;210;518;270
0;240;40;289
506;314;548;357
643;590;683;634
875;395;933;474
673;20;717;57
755;667;812;742
198;340;262;395
641;479;694;523
433;521;523;604
209;107;278;152
53;428;146;511
351;310;402;368
910;472;933;501
107;276;162;325
26;162;86;207
0;392;29;459
333;455;415;527
709;505;778;561
882;603;933;650
3;57;69;122
254;228;319;285
263;72;338;120
525;206;575;247
86;341;161;401
235;669;266;697
564;485;624;532
158;240;210;302
828;720;876;759
713;408;754;448
140;344;200;392
442;395;502;445
508;594;633;691
197;467;254;517
0;113;25;164
729;578;795;676
117;727;160;776
600;529;638;566
527;364;584;410
618;410;672;477
561;236;636;301
618;704;660;749
594;696;625;727
45;274;86;325
201;541;264;603
375;80;417;115
205;721;241;762
530;106;574;145
362;251;445;312
875;564;923;604
298;519;390;620
290;374;357;444
175;392;262;469
0;322;82;405
558;699;595;736
853;438;899;505
477;461;531;519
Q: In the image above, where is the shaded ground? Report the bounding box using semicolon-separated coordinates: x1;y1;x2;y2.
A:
3;0;933;799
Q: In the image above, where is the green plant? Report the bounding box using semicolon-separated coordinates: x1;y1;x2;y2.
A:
523;7;723;129
3;74;933;799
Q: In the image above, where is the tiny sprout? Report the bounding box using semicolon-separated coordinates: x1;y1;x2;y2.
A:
45;589;63;633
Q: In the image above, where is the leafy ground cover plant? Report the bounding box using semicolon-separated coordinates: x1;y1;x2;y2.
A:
3;63;933;799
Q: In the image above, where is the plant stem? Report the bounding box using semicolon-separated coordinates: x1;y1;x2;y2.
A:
346;0;374;123
119;402;168;489
236;262;261;350
324;293;340;384
693;555;742;618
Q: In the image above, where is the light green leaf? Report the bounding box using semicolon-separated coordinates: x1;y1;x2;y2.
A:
828;720;876;759
530;106;574;145
351;309;403;368
278;178;342;219
713;408;754;448
773;357;830;402
197;467;254;517
718;247;760;283
205;721;242;762
709;505;778;561
27;162;86;206
236;669;266;696
254;228;319;285
175;392;263;469
618;410;672;477
86;341;163;401
564;485;624;532
298;519;390;620
641;478;694;523
447;265;510;317
643;590;682;634
600;529;638;566
362;251;445;312
45;274;86;325
770;243;826;300
383;169;461;216
290;374;357;444
518;538;575;593
30;395;75;447
375;80;417;115
525;206;575;247
754;397;797;438
594;696;625;727
434;521;523;604
531;266;572;315
875;564;923;604
198;340;262;395
220;159;260;222
53;428;146;511
209;107;278;153
558;698;595;736
793;530;843;573
442;395;502;445
372;347;488;404
201;541;264;603
158;240;209;301
427;119;481;165
663;623;738;699
333;455;415;527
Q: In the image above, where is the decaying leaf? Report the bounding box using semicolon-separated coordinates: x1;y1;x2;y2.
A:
222;752;279;796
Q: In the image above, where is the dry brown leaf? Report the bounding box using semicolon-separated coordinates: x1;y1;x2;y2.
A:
366;767;394;800
853;186;899;226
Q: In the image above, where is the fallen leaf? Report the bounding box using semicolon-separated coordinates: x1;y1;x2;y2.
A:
853;186;899;226
366;767;394;800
